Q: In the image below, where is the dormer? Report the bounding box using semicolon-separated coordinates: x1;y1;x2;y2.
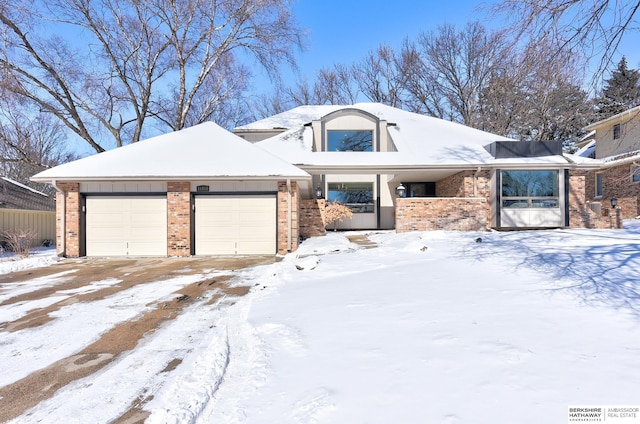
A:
310;108;397;152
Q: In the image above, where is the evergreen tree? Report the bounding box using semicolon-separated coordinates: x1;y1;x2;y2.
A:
595;57;640;118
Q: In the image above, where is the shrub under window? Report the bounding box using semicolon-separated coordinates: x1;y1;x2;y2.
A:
501;170;559;208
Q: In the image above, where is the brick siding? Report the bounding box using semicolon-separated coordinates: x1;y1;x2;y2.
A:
299;199;326;238
167;182;191;256
436;170;491;198
277;181;300;254
568;170;622;229
585;164;640;220
56;182;81;257
396;197;489;232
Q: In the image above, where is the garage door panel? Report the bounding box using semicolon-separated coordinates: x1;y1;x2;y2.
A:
195;195;276;255
86;196;167;256
237;240;274;255
86;241;127;257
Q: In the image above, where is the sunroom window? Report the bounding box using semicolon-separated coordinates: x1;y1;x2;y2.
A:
327;130;373;152
327;182;374;213
501;170;559;208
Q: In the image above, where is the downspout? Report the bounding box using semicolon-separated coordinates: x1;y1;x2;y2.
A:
286;179;292;252
51;179;65;257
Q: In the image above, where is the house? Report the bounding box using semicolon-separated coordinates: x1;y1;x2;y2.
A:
582;106;640;219
0;177;56;247
32;104;610;258
235;103;607;237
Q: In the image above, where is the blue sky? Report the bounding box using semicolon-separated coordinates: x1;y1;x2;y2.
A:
252;0;499;89
290;0;494;76
251;0;640;93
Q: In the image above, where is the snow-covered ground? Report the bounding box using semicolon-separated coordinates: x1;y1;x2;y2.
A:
2;222;640;423
0;246;59;275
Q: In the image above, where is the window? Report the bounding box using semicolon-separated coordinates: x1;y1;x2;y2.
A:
632;165;640;183
327;130;373;152
501;170;559;208
404;182;436;197
595;173;603;198
613;123;621;140
327;182;374;213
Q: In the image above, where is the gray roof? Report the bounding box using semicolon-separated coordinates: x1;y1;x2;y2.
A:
0;177;55;211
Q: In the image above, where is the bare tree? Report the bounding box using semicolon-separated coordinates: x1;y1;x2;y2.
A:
492;0;640;79
256;63;358;117
479;39;594;144
313;64;358;105
402;22;510;127
0;93;77;194
0;0;303;152
251;90;291;121
352;44;405;107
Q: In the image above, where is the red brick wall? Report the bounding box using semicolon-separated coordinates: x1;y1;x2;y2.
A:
436;170;491;198
585;164;640;220
568;170;621;229
396;198;489;232
167;182;191;257
56;182;81;257
299;199;326;238
277;181;300;254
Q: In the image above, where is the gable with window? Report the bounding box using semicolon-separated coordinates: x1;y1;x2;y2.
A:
327;130;373;152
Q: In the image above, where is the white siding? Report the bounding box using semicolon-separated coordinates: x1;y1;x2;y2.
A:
195;195;276;255
85;196;167;256
190;181;278;193
80;182;167;193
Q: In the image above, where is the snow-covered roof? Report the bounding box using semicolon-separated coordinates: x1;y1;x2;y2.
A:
574;140;596;158
601;148;640;167
235;105;342;131
248;103;588;168
584;105;640;130
2;177;49;197
32;122;310;182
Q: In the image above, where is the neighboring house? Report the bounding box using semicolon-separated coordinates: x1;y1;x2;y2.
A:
32;104;610;258
582;106;640;219
0;177;56;247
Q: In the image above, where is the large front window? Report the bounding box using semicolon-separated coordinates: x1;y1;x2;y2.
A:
327;130;373;152
328;182;374;213
501;170;559;208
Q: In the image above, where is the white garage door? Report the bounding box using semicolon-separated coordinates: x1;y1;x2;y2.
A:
86;196;167;256
195;195;276;255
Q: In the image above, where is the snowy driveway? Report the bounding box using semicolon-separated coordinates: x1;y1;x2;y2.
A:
0;256;275;422
2;222;640;423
